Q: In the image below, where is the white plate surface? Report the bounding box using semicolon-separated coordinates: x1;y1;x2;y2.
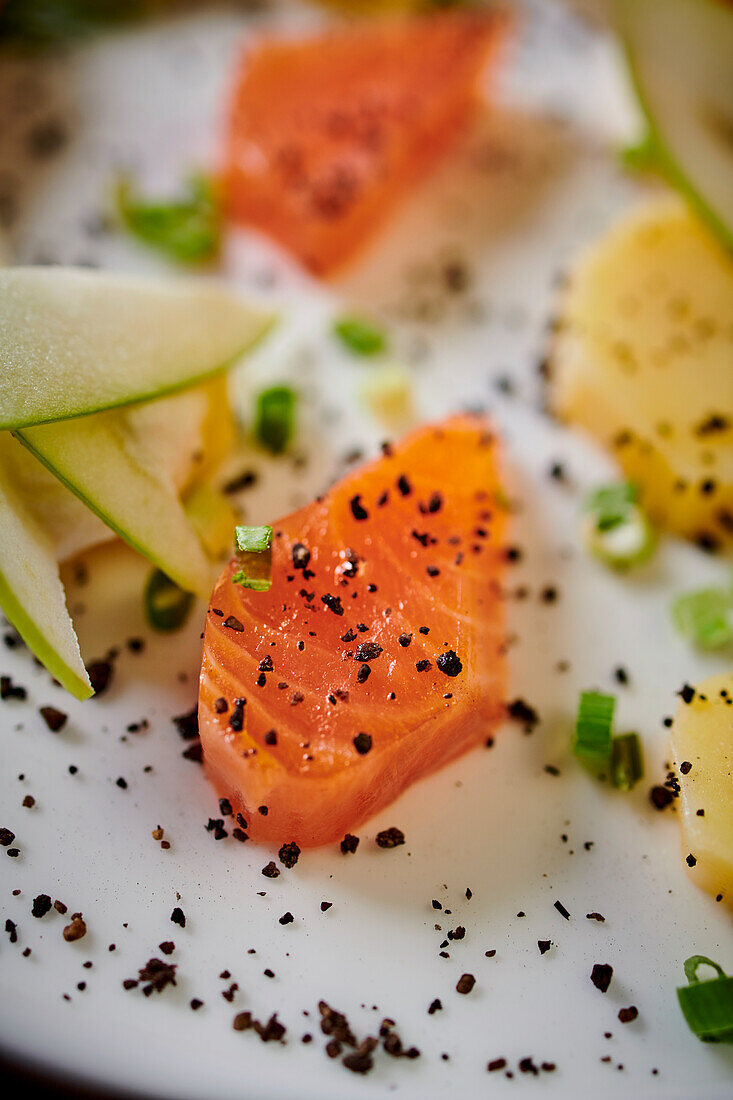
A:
1;2;731;1098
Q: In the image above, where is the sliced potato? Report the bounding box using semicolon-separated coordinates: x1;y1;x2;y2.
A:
550;200;733;549
670;672;733;907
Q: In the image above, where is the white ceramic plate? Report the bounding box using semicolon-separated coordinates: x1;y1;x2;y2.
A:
1;2;731;1098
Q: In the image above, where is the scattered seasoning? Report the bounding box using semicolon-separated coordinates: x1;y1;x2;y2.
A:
456;973;475;995
223;616;244;632
5;919;18;944
436;650;462;677
353;733;372;755
650;785;674;810
415;659;431;672
86;660;113;695
39;706;67;732
586;912;606;923
170;907;186;928
63;915;87;942
321;593;344;616
190;999;204;1011
488;1058;507;1072
618;1006;638;1024
591;964;613;993
375;827;405;849
554;900;571;920
1;676;27;700
229;697;246;732
686;853;697;867
354;642;382;662
22;795;34;808
398;633;412;647
278;842;301;869
320;902;333;912
428;999;442;1014
125;958;177;996
0;828;16;847
31;894;52;918
679;761;692;775
507;698;539;732
357;663;371;683
538;940;552;955
349;495;369;521
262;861;280;878
678;684;695;705
159;942;175;955
397;475;412;497
279;912;294;925
172;707;199;740
340;834;359;855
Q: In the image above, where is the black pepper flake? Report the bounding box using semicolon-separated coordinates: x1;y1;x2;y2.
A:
396;475;412;496
679;761;692;775
264;729;277;745
116;777;128;790
591;964;613;993
39;706;67;732
321;593;344;615
554;900;571;920
232;828;249;842
170;907;186;928
618;1006;638;1024
428;999;442;1014
182;741;203;763
224;616;245;632
219;798;233;817
650;785;674;810
678;683;695;704
507;698;539;731
426;566;440;577
357;663;371;683
292;542;311;570
349;495;369;521
586;912;606;922
258;805;269;816
375;827;404;849
279;841;301;869
353;732;372;755
415;659;431;672
32;894;52;918
159;941;175;955
321;901;333;912
1;676;27;701
343;1036;379;1075
354;642;382;662
431;899;442;910
262;861;280;878
538;940;552;955
686;853;697;867
456;973;475;995
86;660;113;695
519;1058;539;1076
229;697;246;732
398;633;412;647
488;1058;507;1072
290;691;304;706
436;650;462;677
341;628;356;643
5;919;17;943
129;958;177;996
173;706;199;740
0;828;16;846
190;998;204;1011
340;833;359;854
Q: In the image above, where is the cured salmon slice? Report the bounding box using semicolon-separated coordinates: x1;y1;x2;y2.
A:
198;415;508;847
223;11;507;275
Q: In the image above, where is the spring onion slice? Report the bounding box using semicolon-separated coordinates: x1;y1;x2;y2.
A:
254;386;295;455
116;174;221;264
333;316;387;357
611;732;644;790
573;691;615;772
232;525;273;592
582;481;655;569
144;569;194;632
672;585;733;650
677;957;733;1043
235;525;272;554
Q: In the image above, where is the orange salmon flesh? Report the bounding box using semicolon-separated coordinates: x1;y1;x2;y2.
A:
198;415;508;847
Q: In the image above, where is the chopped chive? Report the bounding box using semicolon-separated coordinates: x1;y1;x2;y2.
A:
235;525;272;554
611;732;644;790
677;957;733;1043
672;584;733;650
582;481;655;569
116;173;220;264
232;525;273;592
254;386;295;455
333;316;387;357
144;570;194;632
573;691;615;772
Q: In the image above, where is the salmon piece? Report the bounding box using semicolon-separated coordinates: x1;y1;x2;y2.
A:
198;415;507;847
223;11;507;275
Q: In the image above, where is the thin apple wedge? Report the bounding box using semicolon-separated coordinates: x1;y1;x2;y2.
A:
16;411;212;597
0;267;274;430
0;438;92;701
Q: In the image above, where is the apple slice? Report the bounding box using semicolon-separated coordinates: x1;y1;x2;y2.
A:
615;0;733;251
16;411;213;597
0;266;274;430
0;438;92;701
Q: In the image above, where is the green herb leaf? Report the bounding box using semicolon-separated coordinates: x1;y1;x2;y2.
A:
144;569;194;632
254;386;295;455
610;732;644;790
333;316;387;357
231;572;272;592
116;173;221;264
677;956;733;1043
235;525;272;554
573;690;615;772
0;0;147;45
672;585;733;650
582;481;655;568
